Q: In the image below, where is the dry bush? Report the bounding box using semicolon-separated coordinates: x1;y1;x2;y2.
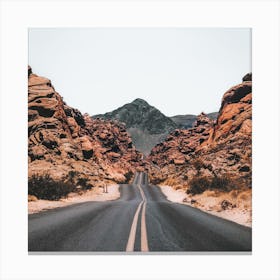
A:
230;189;239;199
165;177;181;187
238;192;249;200
77;177;93;190
210;174;236;192
187;174;239;195
124;170;134;183
204;190;219;197
28;174;76;200
28;194;38;202
187;176;211;195
149;177;163;185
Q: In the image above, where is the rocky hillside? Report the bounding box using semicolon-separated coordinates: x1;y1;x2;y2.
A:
148;74;252;194
149;113;214;166
28;67;144;199
93;98;178;155
170;112;218;129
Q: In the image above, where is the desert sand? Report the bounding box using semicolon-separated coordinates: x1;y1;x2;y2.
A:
160;185;252;227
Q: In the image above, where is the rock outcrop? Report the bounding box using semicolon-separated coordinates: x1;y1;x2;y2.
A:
148;74;252;192
149;113;214;167
28;67;144;195
199;75;252;181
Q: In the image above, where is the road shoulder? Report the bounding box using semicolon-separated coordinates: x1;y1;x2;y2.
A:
160;185;252;228
28;184;120;214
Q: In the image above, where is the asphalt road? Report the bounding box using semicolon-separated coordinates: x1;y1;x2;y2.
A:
28;172;252;252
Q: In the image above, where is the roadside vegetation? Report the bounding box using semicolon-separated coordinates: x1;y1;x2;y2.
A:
186;174;238;195
28;173;76;200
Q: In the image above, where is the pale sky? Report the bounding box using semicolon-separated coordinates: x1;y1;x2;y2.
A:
28;28;251;116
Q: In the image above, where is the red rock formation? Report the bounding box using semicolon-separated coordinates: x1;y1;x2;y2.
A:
200;77;252;177
148;74;252;191
28;67;144;193
149;113;214;167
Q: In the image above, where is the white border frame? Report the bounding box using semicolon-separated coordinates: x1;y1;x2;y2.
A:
1;0;279;279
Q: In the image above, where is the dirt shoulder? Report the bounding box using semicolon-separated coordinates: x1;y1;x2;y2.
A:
28;184;120;214
160;185;252;228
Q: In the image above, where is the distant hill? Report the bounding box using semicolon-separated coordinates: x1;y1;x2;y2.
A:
171;112;218;129
93;98;177;155
92;98;218;155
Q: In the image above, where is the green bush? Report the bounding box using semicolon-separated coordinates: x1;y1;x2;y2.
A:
28;174;76;200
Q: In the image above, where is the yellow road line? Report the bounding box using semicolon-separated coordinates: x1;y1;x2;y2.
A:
126;200;143;252
126;173;149;252
141;201;149;252
137;183;149;252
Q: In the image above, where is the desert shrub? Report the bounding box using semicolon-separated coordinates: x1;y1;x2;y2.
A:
187;176;211;195
124;170;134;183
210;174;236;192
67;170;78;183
28;194;38;202
77;177;92;190
230;189;239;199
28;174;76;200
149;177;164;185
187;174;238;195
148;171;167;185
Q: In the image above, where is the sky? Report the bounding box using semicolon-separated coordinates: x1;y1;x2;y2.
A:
28;28;251;116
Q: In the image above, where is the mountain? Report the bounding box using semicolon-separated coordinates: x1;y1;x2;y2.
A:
93;98;178;155
170;112;218;129
28;67;145;200
93;98;218;155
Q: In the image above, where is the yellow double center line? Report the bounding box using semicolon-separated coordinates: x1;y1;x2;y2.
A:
126;180;149;252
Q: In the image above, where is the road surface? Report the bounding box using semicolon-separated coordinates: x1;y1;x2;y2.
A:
28;172;252;252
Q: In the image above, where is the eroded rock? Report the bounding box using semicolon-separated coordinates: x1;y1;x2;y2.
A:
28;67;145;197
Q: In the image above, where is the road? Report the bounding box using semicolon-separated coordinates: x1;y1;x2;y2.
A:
28;172;252;252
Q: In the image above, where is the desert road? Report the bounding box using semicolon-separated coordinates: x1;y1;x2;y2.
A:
28;172;252;252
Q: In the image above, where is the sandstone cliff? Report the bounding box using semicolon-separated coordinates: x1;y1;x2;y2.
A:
28;67;143;199
149;113;214;167
148;74;252;194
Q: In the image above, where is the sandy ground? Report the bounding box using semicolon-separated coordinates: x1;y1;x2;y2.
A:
160;185;252;227
28;184;120;214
